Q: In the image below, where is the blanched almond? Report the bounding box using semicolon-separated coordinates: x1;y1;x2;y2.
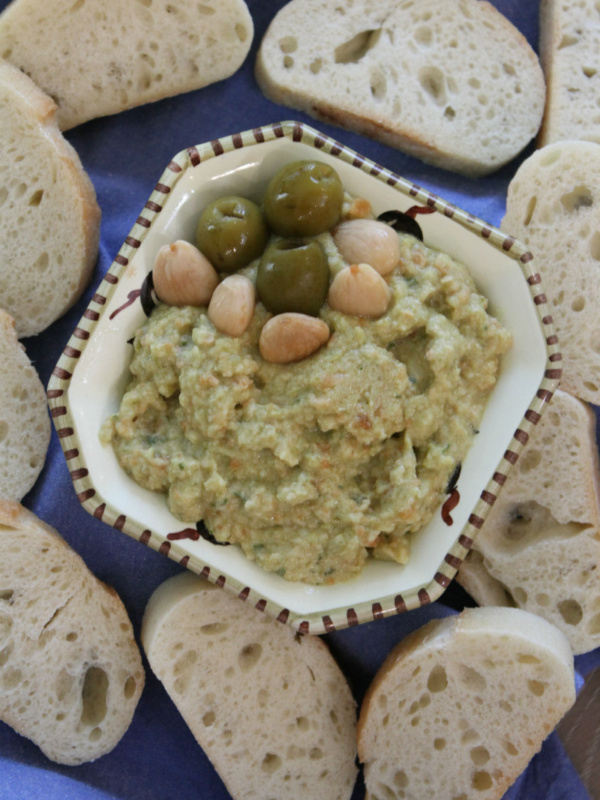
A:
333;219;400;275
153;240;219;307
259;313;330;364
328;263;391;318
208;274;255;337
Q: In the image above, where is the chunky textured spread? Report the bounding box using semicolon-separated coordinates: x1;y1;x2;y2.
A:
103;232;511;584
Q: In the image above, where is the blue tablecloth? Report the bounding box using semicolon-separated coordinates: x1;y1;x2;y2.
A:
1;1;597;798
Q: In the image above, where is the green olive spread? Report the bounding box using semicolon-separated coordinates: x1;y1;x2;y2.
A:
103;217;511;584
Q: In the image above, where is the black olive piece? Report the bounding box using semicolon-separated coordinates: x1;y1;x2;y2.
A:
140;271;158;317
446;463;462;494
196;521;230;546
377;210;424;241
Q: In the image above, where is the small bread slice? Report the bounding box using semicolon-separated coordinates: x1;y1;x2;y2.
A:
538;0;600;146
141;571;358;800
0;309;50;499
255;0;545;176
0;501;145;764
501;140;600;404
0;59;100;337
0;0;254;130
457;389;600;655
357;606;576;800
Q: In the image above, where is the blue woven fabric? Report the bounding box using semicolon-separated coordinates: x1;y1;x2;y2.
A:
0;1;595;798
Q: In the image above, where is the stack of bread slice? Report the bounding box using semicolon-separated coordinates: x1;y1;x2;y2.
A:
0;58;101;338
0;0;254;130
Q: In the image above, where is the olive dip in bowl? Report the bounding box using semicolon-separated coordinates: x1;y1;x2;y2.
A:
48;121;559;633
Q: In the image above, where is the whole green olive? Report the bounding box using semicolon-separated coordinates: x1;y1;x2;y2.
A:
263;161;344;237
195;195;269;273
257;238;330;316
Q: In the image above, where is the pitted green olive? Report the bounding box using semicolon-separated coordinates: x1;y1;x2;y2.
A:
257;239;329;316
195;195;269;273
263;160;344;237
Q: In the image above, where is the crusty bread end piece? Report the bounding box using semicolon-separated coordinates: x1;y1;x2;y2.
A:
142;571;358;800
255;0;545;176
0;501;145;764
357;606;575;800
0;309;50;499
538;0;600;147
0;59;100;337
458;389;600;655
0;0;254;130
501;140;600;404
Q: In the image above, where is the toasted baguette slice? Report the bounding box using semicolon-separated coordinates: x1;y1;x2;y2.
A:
0;59;100;337
141;572;357;800
457;389;600;655
255;0;545;176
357;606;576;800
538;0;600;146
0;501;145;765
501;141;600;404
0;0;253;130
0;309;50;499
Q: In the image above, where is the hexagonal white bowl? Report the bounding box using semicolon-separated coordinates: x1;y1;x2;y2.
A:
48;121;560;634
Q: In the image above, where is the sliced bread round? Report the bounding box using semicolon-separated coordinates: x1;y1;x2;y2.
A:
255;0;545;176
0;501;145;764
458;389;600;655
0;59;100;337
357;606;576;800
501;140;600;404
141;571;358;800
0;308;50;500
0;0;254;130
538;0;600;147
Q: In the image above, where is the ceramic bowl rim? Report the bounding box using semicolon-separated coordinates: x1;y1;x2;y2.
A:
47;121;561;634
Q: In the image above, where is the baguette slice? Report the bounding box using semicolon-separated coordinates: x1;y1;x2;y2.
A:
501;140;600;404
141;571;357;800
0;0;253;130
457;389;600;655
0;59;100;337
255;0;545;176
0;309;50;499
0;501;145;765
538;0;600;147
357;606;576;800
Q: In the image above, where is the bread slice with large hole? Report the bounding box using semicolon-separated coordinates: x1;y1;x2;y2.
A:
501;140;600;404
0;309;50;500
0;0;254;130
141;571;358;800
538;0;600;147
0;501;145;765
255;0;545;176
0;59;100;337
457;388;600;655
357;606;576;800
